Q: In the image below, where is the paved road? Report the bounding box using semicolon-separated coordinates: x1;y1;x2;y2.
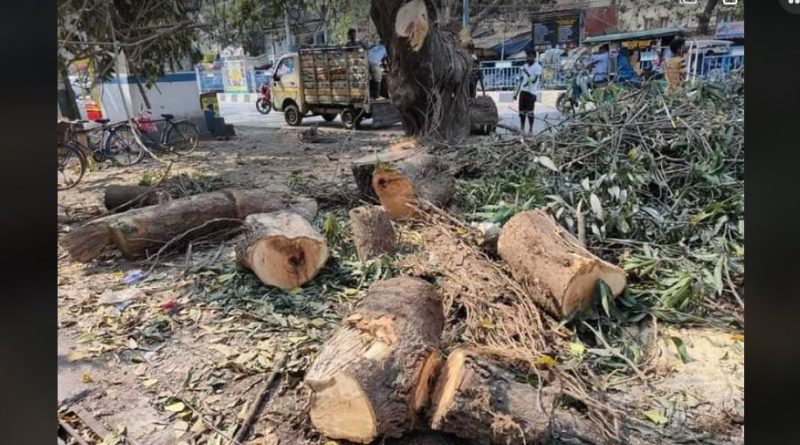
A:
218;100;561;135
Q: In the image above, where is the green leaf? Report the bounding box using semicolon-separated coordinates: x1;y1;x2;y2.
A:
642;410;669;425
670;336;691;364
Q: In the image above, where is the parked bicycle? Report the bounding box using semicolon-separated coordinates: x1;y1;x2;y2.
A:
64;118;145;167
57;140;87;191
121;111;199;161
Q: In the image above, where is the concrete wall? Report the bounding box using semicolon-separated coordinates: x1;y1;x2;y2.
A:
70;72;206;132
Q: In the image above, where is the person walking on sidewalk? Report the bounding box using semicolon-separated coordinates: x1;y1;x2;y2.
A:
513;51;542;133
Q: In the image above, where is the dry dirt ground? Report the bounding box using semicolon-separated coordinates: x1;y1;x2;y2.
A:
57;126;743;445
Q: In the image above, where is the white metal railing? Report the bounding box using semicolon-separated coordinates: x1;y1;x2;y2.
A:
479;61;568;91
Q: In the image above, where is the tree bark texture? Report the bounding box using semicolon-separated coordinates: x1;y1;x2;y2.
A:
104;185;172;212
349;205;397;260
430;348;559;445
305;277;445;443
469;96;499;135
497;209;627;318
60;189;317;262
371;0;472;142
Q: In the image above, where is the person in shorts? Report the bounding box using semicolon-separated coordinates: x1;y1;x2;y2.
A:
513;51;542;133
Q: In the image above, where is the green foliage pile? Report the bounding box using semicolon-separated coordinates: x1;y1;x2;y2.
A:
454;77;744;316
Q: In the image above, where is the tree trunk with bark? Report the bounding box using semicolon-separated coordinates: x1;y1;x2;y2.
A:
497;209;627;318
698;0;719;36
235;211;328;289
59;63;81;121
104;185;172;212
349;205;397;260
371;0;472;142
430;348;560;445
61;189;316;262
305;277;445;443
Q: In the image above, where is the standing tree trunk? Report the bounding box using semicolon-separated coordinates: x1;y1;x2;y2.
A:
305;277;445;443
371;0;472;142
59;62;81;120
697;0;719;35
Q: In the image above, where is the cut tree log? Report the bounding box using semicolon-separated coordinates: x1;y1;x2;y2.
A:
305;277;444;443
235;211;329;289
352;149;453;219
349;205;397;260
60;189;317;262
352;149;420;203
371;0;472;141
430;348;559;445
104;185;171;212
497;209;627;318
469;96;499;135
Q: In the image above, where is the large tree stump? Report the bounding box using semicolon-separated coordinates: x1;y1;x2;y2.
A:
60;189;317;262
430;348;559;445
497;209;627;318
469;96;499;135
235;211;329;289
104;185;171;212
349;205;397;260
305;277;444;443
371;0;472;141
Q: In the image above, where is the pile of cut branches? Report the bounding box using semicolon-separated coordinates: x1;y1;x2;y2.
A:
446;76;744;319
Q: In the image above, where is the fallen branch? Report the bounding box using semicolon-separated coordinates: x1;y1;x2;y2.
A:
233;353;289;444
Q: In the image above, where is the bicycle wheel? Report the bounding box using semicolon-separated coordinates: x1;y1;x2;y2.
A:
58;142;87;191
104;124;145;166
166;121;199;154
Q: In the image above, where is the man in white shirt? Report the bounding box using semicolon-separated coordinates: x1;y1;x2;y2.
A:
513;51;543;133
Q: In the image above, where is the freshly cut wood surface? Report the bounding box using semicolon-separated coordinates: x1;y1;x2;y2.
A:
430;348;559;445
367;151;453;220
305;277;444;443
497;209;627;317
235;211;328;289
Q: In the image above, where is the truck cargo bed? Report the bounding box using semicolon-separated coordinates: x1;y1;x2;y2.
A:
299;46;368;106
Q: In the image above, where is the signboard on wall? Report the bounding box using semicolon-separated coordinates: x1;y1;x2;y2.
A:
532;10;582;52
223;60;248;93
196;62;224;93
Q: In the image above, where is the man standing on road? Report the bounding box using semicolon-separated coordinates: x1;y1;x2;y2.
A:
588;44;610;86
664;37;687;93
513;51;542;133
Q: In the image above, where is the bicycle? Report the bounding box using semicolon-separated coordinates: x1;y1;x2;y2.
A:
57;140;87;191
121;111;199;161
65;119;145;167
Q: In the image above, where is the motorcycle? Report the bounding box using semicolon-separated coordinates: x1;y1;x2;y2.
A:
256;80;272;115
